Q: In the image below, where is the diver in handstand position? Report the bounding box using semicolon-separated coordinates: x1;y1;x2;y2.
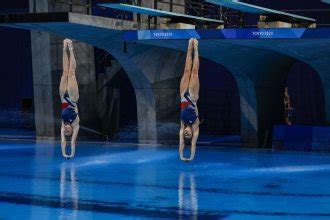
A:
60;39;80;159
179;38;200;162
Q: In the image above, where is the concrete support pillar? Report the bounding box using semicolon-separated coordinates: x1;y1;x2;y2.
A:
30;31;55;139
102;46;158;144
29;0;55;139
127;45;186;144
135;89;157;144
236;76;258;146
115;55;157;144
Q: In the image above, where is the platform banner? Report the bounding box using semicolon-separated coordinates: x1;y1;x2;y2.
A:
122;29;201;40
229;28;306;39
122;28;330;40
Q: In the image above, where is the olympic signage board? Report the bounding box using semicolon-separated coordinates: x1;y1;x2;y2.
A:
122;28;330;41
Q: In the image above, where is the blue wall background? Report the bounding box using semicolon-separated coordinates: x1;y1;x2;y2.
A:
0;1;34;130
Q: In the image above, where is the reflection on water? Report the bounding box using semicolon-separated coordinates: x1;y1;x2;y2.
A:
178;173;198;220
60;163;79;219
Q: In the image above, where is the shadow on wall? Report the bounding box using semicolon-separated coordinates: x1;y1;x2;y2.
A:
285;62;325;126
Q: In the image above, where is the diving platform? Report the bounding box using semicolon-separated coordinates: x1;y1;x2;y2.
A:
97;3;223;29
206;0;316;28
0;12;328;41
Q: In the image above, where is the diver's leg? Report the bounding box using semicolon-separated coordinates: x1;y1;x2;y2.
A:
60;39;69;99
189;39;200;99
180;39;194;96
67;40;79;102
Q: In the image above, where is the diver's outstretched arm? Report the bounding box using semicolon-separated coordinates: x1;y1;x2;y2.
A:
61;124;69;158
186;126;199;161
69;124;79;158
179;125;186;161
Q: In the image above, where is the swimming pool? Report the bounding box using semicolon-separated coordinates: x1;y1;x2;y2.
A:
0;141;330;219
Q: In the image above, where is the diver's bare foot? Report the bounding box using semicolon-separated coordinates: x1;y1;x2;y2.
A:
193;38;198;50
187;38;194;56
189;38;194;46
67;39;73;51
63;39;68;49
187;38;194;53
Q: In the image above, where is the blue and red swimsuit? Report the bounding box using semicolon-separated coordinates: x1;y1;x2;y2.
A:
180;90;198;125
61;92;78;125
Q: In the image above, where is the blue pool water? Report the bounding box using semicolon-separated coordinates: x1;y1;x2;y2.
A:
1;141;330;219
